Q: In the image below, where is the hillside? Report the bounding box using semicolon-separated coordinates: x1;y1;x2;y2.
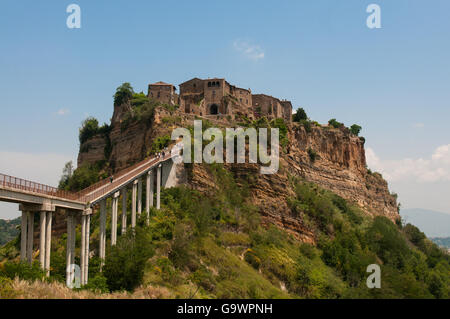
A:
1;84;449;299
431;238;450;250
0;218;20;246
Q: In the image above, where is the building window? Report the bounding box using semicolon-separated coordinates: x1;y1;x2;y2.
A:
216;81;220;87
157;92;160;98
208;82;211;87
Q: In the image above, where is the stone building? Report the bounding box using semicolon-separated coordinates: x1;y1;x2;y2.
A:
147;77;292;123
252;94;292;123
178;78;253;119
148;81;177;105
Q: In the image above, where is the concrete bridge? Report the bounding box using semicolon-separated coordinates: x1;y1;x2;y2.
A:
0;152;178;286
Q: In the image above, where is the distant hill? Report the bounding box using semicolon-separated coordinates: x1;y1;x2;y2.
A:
0;217;20;246
401;208;450;238
431;237;450;250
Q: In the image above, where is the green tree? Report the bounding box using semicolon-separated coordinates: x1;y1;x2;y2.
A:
79;117;99;144
350;124;362;136
102;226;154;291
293;108;308;122
114;82;134;106
328;118;344;129
58;161;74;190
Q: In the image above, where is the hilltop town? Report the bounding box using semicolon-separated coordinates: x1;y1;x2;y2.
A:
146;77;292;123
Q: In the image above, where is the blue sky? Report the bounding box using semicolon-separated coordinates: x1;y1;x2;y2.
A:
1;0;450;218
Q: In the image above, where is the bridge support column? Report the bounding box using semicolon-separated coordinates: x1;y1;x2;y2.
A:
66;211;74;286
131;180;137;229
84;212;90;285
99;200;106;265
112;193;119;245
80;214;86;285
26;212;34;265
156;165;161;210
121;188;127;234
80;209;91;285
20;211;28;262
138;178;142;216
39;211;47;269
146;171;153;224
45;211;52;277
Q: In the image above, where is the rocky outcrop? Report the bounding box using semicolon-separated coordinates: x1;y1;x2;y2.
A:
77;106;398;243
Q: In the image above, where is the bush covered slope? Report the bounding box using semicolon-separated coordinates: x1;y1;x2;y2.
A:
1;164;449;299
0;218;20;246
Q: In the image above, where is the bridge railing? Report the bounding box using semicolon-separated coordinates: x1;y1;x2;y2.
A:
0;151;173;204
0;173;79;201
82;153;171;204
75;155;159;199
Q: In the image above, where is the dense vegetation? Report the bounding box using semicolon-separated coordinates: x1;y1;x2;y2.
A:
0;218;20;246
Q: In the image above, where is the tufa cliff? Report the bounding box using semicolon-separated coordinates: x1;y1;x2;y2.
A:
77;101;398;244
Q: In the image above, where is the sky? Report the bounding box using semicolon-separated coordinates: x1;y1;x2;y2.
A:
0;0;449;219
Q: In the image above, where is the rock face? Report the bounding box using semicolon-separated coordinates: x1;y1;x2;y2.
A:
77;105;398;243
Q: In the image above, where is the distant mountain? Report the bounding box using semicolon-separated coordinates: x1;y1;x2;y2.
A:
401;208;450;238
430;237;450;250
0;217;20;246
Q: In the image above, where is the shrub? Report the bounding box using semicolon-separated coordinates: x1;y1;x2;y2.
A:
244;249;261;270
79;117;99;144
83;274;109;293
300;119;312;133
102;226;154;291
1;261;46;282
307;148;318;162
350;124;362;136
62;161;107;192
328;118;344;129
151;135;170;154
293;108;308;122
114;82;134;106
270;118;288;147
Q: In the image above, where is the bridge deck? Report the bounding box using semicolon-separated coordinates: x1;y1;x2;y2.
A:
0;152;172;211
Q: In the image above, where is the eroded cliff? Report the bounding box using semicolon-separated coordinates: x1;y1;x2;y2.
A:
77;105;398;243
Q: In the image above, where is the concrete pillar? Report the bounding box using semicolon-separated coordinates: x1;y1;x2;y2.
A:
157;165;161;209
121;188;127;235
26;212;34;264
85;213;90;284
70;213;75;265
132;180;137;229
138;178;142;216
111;193;119;246
99;200;106;264
45;211;52;276
80;214;86;285
66;212;73;286
146;171;153;224
39;211;47;269
20;211;28;262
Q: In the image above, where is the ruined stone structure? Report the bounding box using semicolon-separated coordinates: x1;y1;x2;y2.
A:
148;81;177;105
253;94;293;123
148;77;293;123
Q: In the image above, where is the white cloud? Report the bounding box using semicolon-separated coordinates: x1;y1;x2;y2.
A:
412;123;424;128
233;39;265;61
56;108;70;116
366;144;450;183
